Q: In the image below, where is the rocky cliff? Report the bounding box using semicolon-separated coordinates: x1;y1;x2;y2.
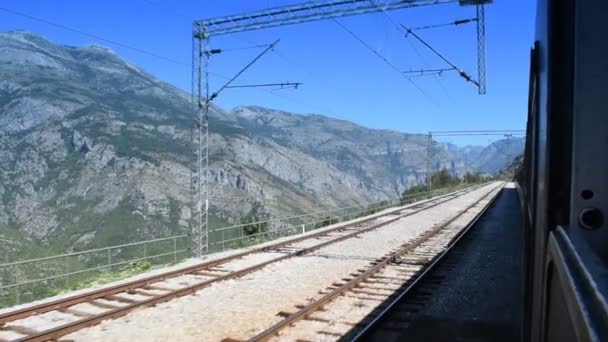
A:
0;31;522;259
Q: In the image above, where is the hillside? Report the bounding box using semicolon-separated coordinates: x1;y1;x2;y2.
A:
497;154;524;179
0;31;522;260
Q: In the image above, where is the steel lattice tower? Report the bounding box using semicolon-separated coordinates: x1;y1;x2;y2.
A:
476;4;486;94
191;23;210;258
190;0;491;257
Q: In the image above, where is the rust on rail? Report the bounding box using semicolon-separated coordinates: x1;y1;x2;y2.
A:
2;185;486;342
244;184;503;342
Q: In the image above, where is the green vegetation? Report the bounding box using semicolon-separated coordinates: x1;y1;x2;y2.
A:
0;260;161;308
314;215;340;229
60;260;154;291
463;171;485;183
240;203;269;237
0;194;190;308
240;213;268;237
365;200;391;215
399;169;487;206
400;184;428;205
496;154;523;180
429;168;460;188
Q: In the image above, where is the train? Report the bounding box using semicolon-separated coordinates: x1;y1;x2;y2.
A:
517;0;608;340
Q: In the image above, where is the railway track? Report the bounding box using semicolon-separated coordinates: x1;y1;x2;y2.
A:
0;185;486;342
349;185;506;342
244;183;503;342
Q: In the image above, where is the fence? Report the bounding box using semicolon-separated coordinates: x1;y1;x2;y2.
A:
207;185;472;252
0;235;189;307
0;183;478;308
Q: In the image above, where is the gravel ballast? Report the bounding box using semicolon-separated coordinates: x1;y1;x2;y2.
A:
58;183;501;341
0;183;500;341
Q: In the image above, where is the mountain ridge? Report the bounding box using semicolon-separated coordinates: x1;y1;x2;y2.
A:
0;31;523;259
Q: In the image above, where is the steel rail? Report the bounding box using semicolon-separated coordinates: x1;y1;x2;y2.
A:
350;183;504;340
245;183;503;341
0;185;483;332
7;185;486;342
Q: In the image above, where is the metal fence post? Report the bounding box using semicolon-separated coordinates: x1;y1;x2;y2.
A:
144;244;147;259
222;229;225;251
15;285;19;305
107;249;111;269
173;238;178;263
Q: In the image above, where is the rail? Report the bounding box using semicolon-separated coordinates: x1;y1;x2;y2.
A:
0;235;189;307
246;183;503;341
208;184;478;251
0;183;483;308
0;183;488;340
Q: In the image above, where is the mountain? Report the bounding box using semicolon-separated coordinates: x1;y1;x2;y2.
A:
497;153;524;179
0;31;522;260
467;137;526;174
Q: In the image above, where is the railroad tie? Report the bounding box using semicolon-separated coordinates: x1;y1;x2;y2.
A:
316;330;342;337
88;299;121;310
276;311;292;317
143;285;174;292
0;324;39;336
345;294;383;302
58;307;92;318
304;315;330;323
130;288;160;297
193;271;223;277
104;295;138;304
350;289;388;297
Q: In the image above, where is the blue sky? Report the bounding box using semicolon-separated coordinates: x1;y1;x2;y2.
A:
0;1;536;145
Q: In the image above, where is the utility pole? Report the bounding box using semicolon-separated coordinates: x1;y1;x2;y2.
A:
504;133;513;180
426;133;433;191
190;34;292;258
191;23;210;259
463;155;468;183
190;0;494;255
476;3;486;94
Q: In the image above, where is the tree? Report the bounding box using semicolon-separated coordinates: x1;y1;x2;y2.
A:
240;204;268;236
464;172;483;183
431;168;457;188
400;184;427;205
399;169;462;203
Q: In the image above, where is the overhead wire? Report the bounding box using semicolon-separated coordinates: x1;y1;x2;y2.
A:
219;44;275;52
136;0;338;115
227;32;345;114
410;17;477;31
331;18;438;105
137;0;434;113
208;39;280;102
403;25;478;86
0;4;316;121
0;6;190;67
366;0;455;100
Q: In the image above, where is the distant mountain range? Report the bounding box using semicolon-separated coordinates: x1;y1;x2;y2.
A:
0;31;524;259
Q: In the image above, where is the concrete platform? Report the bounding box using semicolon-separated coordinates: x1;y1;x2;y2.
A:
363;186;523;342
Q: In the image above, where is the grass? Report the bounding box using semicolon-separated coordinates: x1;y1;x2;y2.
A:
0;182;485;308
0;260;172;308
57;260;155;293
